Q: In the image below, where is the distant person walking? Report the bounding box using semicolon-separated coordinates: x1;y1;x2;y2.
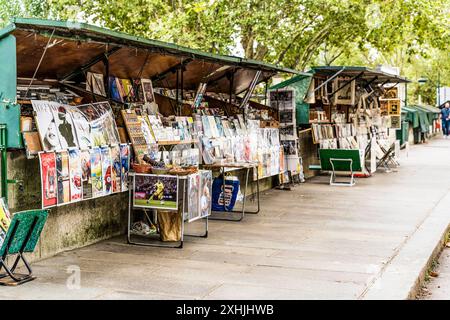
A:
441;102;450;139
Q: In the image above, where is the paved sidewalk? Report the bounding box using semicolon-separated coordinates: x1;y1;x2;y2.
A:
1;138;450;299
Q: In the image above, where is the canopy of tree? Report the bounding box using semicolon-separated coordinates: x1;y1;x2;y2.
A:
0;0;449;105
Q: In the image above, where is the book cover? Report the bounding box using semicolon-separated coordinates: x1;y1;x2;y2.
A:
90;147;103;198
101;146;113;195
111;145;121;193
120;144;130;192
80;149;92;200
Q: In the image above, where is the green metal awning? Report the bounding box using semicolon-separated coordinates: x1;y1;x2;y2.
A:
408;105;431;133
2;17;306;94
402;106;419;128
310;66;410;84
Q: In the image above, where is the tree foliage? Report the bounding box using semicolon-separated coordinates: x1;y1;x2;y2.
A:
0;0;449;104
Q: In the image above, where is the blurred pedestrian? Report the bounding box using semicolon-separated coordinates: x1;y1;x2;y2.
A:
441;102;450;139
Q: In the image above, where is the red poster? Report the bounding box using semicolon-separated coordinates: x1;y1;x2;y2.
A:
39;152;57;208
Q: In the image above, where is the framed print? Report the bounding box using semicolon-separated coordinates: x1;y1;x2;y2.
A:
39;151;57;208
333;78;355;105
141;79;155;104
133;174;178;211
388;99;401;116
32;100;62;151
90;147;103;198
56;150;71;205
68;148;83;202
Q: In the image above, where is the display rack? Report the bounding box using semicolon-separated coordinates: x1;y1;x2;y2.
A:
203;162;260;222
127;172;208;249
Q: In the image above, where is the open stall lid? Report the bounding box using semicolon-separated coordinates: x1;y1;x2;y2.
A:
310;66;410;85
4;18;302;95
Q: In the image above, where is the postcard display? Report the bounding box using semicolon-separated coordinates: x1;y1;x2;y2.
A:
34;100;131;209
269;89;302;181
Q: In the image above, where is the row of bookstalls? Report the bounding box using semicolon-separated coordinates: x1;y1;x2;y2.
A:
272;67;445;183
0;18;312;252
0;18;437;257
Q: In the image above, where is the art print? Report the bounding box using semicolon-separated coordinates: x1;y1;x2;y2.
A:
39;151;58;208
133;174;178;210
111;145;121;193
68;148;83;202
199;170;212;218
51;105;79;149
90;147;103;198
80;149;92;200
101;146;113;195
119;144;130;191
32;100;61;151
56;150;71;205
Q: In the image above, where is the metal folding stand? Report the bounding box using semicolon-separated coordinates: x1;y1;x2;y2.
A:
0;210;48;286
376;143;398;171
205;163;260;222
127;173;208;249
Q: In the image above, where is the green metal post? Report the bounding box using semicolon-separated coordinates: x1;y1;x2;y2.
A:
0;124;7;201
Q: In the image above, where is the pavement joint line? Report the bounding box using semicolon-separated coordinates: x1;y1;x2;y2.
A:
358;186;450;299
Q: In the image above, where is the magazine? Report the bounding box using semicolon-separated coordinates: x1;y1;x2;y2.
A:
39;151;58;208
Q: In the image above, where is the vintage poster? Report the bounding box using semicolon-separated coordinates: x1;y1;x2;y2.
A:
120;144;130;191
51;105;79;149
65;105;91;149
68;148;83;202
110;145;121;193
186;172;200;221
39;151;58;208
199;170;212;218
90;147;103;198
133;174;178;210
95;102;120;145
101;146;113;195
56;150;71;205
32;100;61;151
80;149;92;200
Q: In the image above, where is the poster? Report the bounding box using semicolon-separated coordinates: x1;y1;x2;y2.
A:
80;149;92;200
39;151;58;208
120;144;130;191
51;105;79;149
56;151;71;205
32;100;61;151
111;145;121;193
333;78;355;105
77;102;120;147
186;173;200;221
133;174;178;210
65;105;91;149
90;147;103;198
199;170;212;218
68;148;83;202
101;146;113;195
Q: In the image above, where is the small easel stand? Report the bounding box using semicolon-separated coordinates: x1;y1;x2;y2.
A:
127;173;208;249
0;210;48;286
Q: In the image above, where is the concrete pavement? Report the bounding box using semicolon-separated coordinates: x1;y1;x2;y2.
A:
1;137;450;299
